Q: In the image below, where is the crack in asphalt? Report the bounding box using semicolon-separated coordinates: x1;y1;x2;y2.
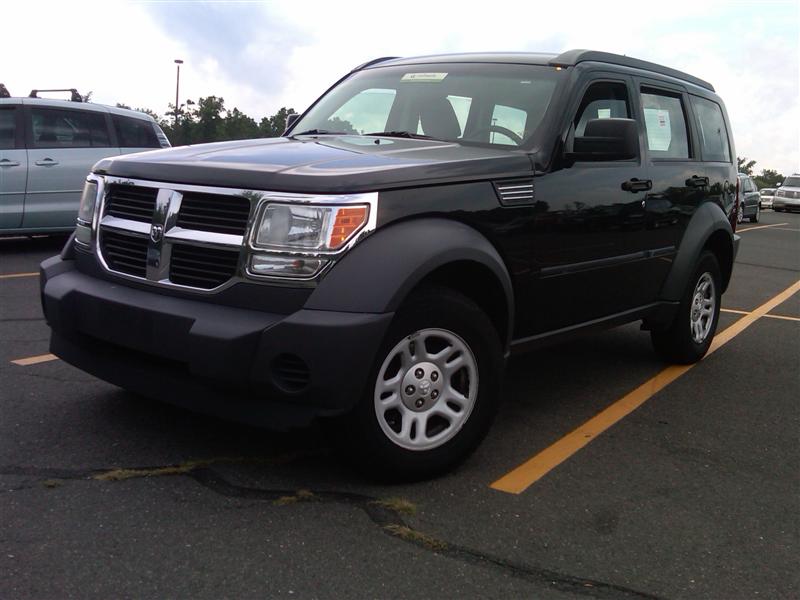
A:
0;463;663;599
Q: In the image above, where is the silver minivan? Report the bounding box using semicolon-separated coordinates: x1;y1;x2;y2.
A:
0;94;170;233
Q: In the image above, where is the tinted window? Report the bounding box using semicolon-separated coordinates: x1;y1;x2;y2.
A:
113;115;160;148
691;96;730;162
0;107;16;149
30;107;111;148
641;90;690;159
574;81;630;136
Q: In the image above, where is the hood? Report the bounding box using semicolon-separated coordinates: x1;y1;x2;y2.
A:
94;135;533;193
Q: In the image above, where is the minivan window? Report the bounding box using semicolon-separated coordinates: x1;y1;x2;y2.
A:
0;107;15;149
293;63;563;147
641;90;690;159
691;96;730;162
30;107;111;148
113;115;160;148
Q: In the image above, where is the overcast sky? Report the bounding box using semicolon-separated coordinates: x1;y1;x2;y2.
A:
3;0;798;174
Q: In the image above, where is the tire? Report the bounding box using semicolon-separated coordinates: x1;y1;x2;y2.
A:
775;208;784;213
750;205;760;223
337;285;504;480
651;251;721;364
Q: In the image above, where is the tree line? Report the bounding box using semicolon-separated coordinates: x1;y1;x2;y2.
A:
117;97;296;146
737;157;786;189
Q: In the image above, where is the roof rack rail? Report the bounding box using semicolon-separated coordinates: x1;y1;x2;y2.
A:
549;49;714;92
0;83;10;98
351;56;400;72
28;88;84;102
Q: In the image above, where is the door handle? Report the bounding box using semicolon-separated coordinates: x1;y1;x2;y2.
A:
686;175;709;187
35;158;59;166
621;178;652;193
0;159;21;167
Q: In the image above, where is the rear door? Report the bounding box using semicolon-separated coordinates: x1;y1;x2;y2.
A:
0;104;27;229
23;104;120;230
635;79;706;298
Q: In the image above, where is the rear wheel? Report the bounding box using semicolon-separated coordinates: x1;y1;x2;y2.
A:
749;204;760;223
340;286;503;479
651;251;721;364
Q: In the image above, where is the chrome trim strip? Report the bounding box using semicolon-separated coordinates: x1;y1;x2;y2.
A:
100;215;151;236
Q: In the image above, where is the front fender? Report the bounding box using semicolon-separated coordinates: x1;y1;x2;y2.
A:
305;218;514;338
660;201;734;301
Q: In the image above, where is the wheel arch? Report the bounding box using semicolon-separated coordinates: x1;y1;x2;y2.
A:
305;218;515;349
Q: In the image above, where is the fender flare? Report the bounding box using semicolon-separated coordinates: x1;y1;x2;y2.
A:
305;218;514;346
660;201;734;301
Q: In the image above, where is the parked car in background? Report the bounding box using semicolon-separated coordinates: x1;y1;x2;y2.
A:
759;188;776;209
0;90;170;234
773;174;800;213
737;173;760;223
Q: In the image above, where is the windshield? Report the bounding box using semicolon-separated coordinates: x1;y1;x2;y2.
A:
783;176;800;187
291;63;563;148
760;189;774;195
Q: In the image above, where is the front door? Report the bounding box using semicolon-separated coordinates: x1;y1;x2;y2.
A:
521;76;651;336
0;105;26;230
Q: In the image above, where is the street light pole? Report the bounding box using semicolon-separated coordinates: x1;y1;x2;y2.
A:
174;59;184;126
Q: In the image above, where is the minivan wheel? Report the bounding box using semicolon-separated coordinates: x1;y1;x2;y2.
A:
651;251;721;364
341;286;503;479
750;204;760;223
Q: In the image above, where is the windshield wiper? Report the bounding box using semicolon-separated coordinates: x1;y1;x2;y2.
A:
291;129;348;137
364;131;441;141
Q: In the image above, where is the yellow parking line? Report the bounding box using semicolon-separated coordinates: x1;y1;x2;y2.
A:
11;353;59;366
491;278;800;494
721;308;800;322
737;223;788;233
0;272;38;280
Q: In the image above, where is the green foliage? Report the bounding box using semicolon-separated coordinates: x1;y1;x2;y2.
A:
737;156;756;175
143;97;297;146
753;169;784;189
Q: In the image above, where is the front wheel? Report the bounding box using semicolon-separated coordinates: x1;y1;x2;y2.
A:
340;286;503;479
651;251;721;364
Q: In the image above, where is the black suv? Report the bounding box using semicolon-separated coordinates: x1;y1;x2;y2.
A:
41;50;740;477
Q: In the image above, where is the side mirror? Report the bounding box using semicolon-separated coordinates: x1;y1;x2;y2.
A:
776;182;782;187
284;113;300;134
568;118;639;161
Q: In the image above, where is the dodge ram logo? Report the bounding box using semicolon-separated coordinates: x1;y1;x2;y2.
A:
150;224;164;243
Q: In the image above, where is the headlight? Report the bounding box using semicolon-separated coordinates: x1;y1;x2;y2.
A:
77;180;99;224
75;179;99;247
776;189;785;197
252;203;369;251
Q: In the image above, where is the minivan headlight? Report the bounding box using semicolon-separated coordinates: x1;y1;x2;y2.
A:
252;203;369;252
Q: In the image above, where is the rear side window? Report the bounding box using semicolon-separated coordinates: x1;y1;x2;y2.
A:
641;89;691;159
113;115;161;148
30;107;111;148
0;107;16;149
691;96;730;162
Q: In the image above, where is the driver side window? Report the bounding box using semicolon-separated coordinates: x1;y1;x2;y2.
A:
573;81;631;137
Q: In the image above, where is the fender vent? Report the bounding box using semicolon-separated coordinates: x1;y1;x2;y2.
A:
493;178;534;206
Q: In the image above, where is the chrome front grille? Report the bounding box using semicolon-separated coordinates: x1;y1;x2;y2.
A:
176;192;251;235
100;230;148;278
169;243;240;289
97;178;252;292
105;184;158;223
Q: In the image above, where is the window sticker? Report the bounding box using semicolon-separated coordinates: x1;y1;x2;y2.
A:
597;108;611;119
644;108;671;151
400;72;448;83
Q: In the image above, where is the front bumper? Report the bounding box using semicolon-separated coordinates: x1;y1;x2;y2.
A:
41;256;393;428
773;196;800;210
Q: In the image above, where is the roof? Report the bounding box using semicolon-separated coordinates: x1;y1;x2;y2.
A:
0;96;156;121
363;49;714;92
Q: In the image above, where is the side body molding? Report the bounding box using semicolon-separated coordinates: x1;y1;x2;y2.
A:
660;201;734;301
305;218;514;344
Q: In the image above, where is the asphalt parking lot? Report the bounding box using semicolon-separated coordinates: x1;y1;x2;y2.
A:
2;211;798;599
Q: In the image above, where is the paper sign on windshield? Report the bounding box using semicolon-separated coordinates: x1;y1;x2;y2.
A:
401;73;448;83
